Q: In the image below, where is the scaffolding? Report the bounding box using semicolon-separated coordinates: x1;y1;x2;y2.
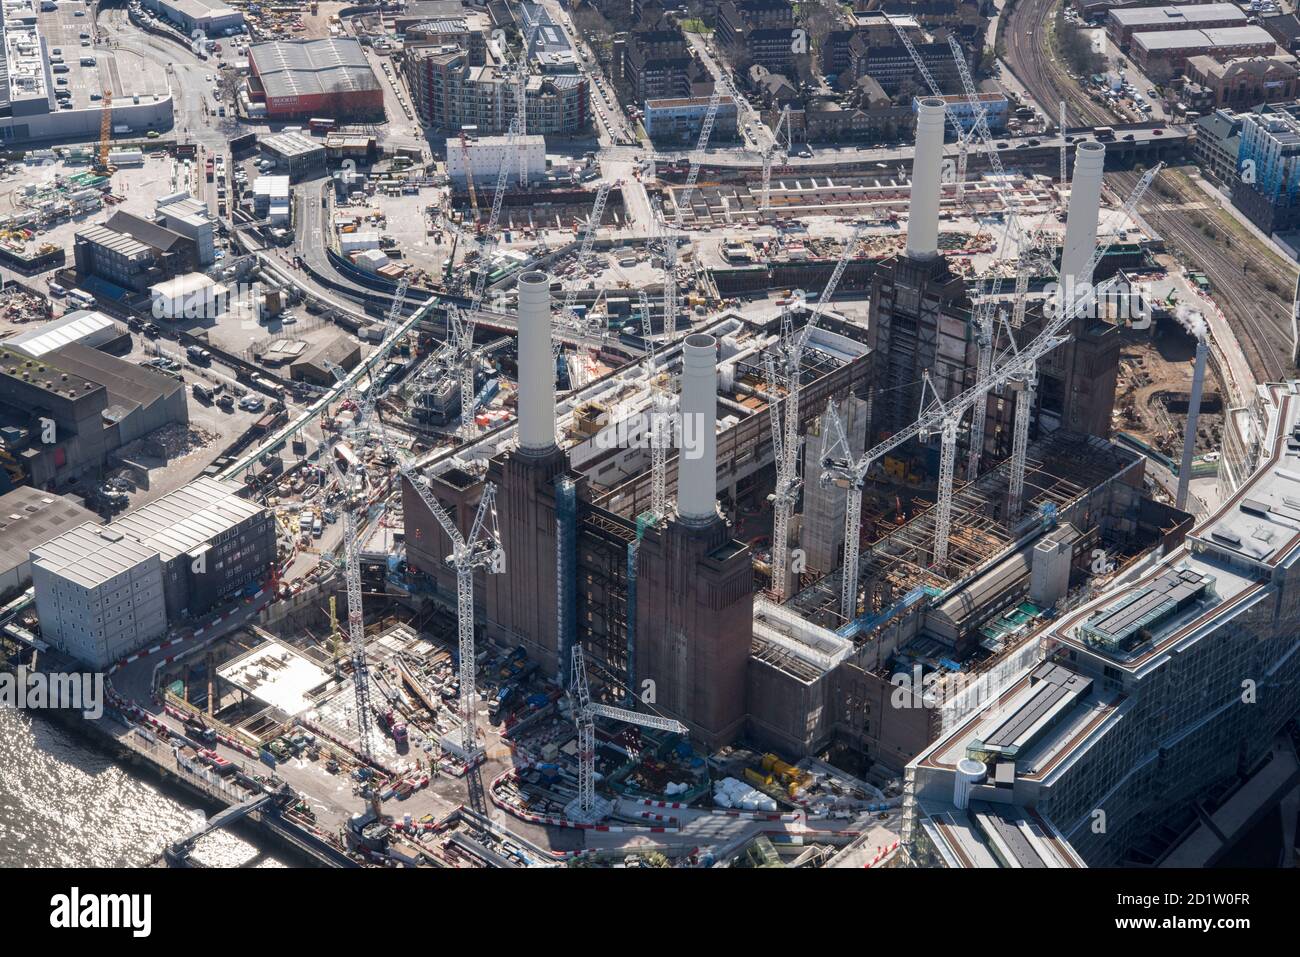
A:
789;430;1141;633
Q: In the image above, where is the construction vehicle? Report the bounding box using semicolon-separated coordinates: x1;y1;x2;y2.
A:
378;707;408;745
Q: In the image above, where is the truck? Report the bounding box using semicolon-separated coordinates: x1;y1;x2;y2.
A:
192;383;214;403
184;720;217;745
488;684;515;721
1095;126;1116;141
379;708;408;744
205;158;214;181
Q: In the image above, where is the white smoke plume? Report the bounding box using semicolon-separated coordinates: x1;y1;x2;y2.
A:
1174;304;1207;342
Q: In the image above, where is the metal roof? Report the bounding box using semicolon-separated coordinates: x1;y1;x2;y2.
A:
7;311;121;359
1135;25;1275;51
1109;3;1245;27
31;523;160;590
110;476;263;563
250;38;381;101
0;488;98;577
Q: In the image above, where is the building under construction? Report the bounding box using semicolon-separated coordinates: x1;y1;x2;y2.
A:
398;101;1173;774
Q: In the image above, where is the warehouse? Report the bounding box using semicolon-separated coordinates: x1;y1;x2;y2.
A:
247;38;384;120
1106;3;1247;47
6;311;128;360
1131;26;1279;75
290;334;361;386
141;0;245;35
30;523;168;669
150;273;230;322
108;476;275;619
0;486;98;600
43;342;189;447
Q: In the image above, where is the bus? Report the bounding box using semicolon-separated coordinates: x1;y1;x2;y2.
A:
67;288;95;308
309;117;336;134
1095;126;1116;141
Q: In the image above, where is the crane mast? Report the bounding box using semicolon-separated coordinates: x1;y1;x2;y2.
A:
561;179;614;334
565;644;686;822
638;290;670;520
331;366;504;762
821;166;1162;618
761;105;791;212
674;85;724;228
762;224;866;601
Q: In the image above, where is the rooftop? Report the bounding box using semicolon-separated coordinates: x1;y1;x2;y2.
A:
6;311;122;359
110;476;264;563
30;523;159;590
46;342;184;415
249;37;381;100
1133;25;1276;51
0;487;98;579
1109;3;1245;28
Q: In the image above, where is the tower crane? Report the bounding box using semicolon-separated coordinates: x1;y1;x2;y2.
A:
560;179;614;334
329;369;505;761
325;437;383;816
565;644;687;824
637;289;671;520
1059;101;1068;185
95;89;114;176
763;224;867;601
760;105;792;213
820;166;1162;619
674;84;725;228
400;462;502;760
512;8;542;187
458;131;480;228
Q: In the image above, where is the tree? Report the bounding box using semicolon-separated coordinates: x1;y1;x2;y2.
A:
1056;13;1104;76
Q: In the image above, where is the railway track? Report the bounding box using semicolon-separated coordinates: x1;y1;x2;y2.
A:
1004;0;1297;383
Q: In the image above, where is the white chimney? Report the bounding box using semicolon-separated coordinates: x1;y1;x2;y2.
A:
676;334;718;526
1060;141;1107;299
1176;337;1208;512
905;97;947;261
516;271;556;453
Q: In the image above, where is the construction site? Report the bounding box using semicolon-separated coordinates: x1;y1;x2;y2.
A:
0;0;1269;874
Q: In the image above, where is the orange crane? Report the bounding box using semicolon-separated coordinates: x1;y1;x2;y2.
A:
95;89;113;175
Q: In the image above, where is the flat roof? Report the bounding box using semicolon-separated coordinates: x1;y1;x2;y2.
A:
1110;3;1245;27
30;522;159;590
46;342;183;412
1134;25;1275;51
261;130;325;158
110;476;264;563
0;487;98;576
7;311;121;359
218;638;331;715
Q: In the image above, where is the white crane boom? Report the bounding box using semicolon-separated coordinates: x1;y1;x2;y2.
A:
674;85;724;228
566;644;686;821
561;179;614;331
586;703;688;733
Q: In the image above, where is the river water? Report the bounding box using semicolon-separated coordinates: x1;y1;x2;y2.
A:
0;707;285;868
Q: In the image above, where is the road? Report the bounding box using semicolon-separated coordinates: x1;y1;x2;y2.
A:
1003;0;1297;382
